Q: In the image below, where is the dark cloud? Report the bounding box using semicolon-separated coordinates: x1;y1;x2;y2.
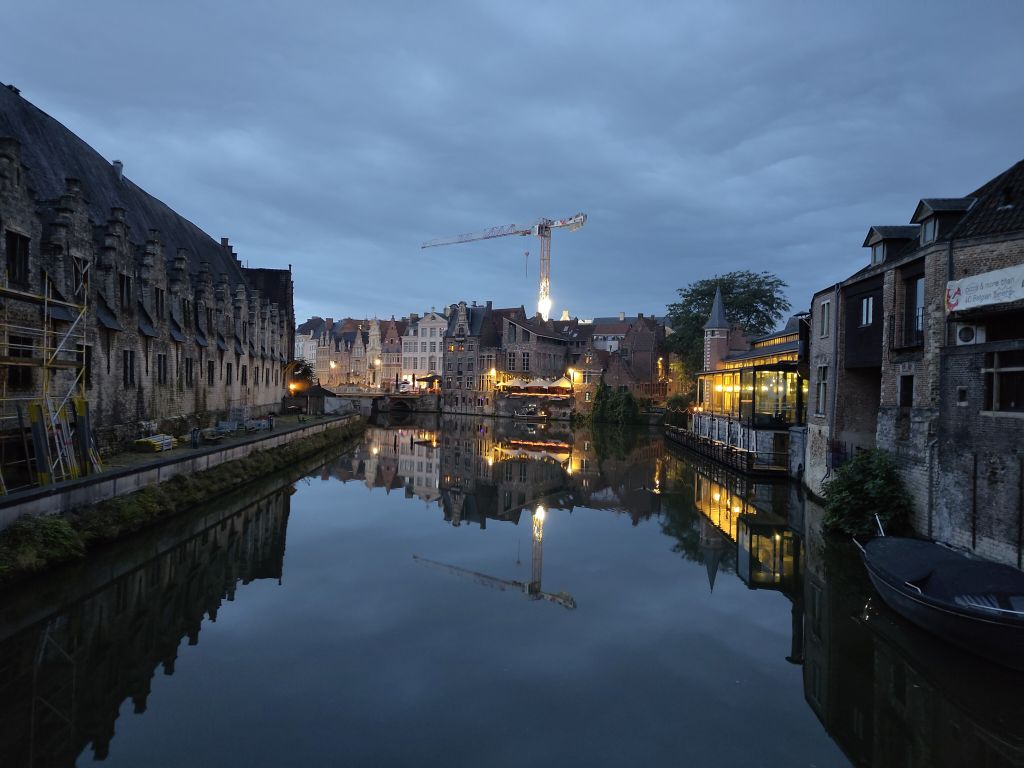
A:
5;1;1022;323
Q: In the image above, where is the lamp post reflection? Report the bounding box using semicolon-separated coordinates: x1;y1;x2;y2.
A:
413;503;576;609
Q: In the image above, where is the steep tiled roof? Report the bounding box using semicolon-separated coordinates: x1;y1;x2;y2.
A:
862;225;920;247
0;83;248;285
950;159;1024;240
910;197;976;223
703;287;729;330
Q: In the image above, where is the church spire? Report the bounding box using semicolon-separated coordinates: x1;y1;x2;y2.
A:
703;286;729;330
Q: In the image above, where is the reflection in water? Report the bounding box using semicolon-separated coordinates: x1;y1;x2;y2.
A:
661;441;1024;766
0;480;293;768
2;417;1023;766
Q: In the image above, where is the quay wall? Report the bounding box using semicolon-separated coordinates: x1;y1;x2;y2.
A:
0;415;362;529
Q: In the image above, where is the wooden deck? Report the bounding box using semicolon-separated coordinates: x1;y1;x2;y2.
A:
663;425;789;477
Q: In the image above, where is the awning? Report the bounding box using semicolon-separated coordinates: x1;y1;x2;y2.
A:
549;376;573;389
47;304;78;323
195;328;209;348
525;377;551;389
138;303;157;338
170;318;185;343
217;334;228;352
96;296;124;331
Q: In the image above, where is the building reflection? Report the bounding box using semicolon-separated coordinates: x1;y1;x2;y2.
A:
320;414;667;530
0;484;292;768
801;503;1024;767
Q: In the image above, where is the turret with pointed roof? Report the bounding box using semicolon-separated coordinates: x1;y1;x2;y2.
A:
703;286;729;330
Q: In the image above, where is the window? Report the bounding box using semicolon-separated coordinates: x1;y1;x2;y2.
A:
119;272;132;309
7;334;33;389
208;360;215;386
157;353;168;385
467;359;474;371
241;365;247;385
920;217;937;245
819;301;830;337
902;276;925;346
507;352;516;371
226;362;233;384
123;349;136;388
206;307;214;331
983;351;1024;413
429;342;436;352
430;327;437;337
154;287;166;320
870;243;885;266
899;375;914;408
860;296;874;327
815;365;828;415
185;357;194;387
522;352;530;372
4;231;30;287
421;342;427;352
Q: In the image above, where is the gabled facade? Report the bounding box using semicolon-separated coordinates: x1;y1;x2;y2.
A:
805;158;1024;565
401;309;447;385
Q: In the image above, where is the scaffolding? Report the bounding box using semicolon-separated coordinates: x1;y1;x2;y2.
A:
1;249;101;494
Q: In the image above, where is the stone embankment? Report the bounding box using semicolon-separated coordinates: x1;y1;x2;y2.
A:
0;414;364;585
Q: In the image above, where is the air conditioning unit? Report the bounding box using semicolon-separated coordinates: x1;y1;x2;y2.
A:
954;323;986;346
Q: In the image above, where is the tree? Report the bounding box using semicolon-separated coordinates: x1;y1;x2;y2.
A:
290;360;315;390
666;270;792;375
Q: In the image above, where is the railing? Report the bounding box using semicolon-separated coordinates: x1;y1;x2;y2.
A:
889;308;925;350
664;426;789;476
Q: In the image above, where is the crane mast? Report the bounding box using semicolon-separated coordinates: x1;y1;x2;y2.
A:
422;212;585;320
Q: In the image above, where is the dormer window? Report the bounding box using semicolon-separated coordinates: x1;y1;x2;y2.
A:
920;217;937;245
871;243;885;265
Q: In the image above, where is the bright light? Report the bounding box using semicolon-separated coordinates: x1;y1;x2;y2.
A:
489;368;496;377
712;492;720;502
538;296;552;321
288;382;298;392
567;368;576;378
374;358;381;366
329;361;336;369
534;505;546;522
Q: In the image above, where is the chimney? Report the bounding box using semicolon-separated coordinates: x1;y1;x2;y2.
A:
112;160;123;181
638;312;644;319
471;300;477;307
618;311;625;322
486;300;492;310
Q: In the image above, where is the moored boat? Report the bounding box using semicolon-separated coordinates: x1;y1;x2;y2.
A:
513;404;548;421
861;536;1024;670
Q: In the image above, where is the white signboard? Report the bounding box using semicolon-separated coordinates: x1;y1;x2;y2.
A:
946;263;1024;313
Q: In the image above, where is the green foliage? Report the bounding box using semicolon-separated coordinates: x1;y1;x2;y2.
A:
0;515;85;577
822;449;913;536
0;418;365;585
292;360;315;387
589;382;644;425
666;270;792;374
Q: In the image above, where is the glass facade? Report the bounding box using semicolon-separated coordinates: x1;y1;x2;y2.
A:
697;366;806;427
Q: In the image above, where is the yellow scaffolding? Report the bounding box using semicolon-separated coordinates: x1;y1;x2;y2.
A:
1;248;101;493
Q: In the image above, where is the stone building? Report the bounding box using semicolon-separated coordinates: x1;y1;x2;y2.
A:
441;301;509;414
805;158;1024;565
600;313;669;401
401;309;447;385
379;316;408;390
0;85;293;487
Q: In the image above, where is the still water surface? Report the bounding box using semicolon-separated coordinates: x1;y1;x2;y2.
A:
2;415;1022;767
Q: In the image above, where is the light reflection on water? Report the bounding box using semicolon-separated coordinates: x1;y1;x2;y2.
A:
0;414;1021;767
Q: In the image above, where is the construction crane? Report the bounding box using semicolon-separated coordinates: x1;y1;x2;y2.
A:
421;213;586;321
412;505;576;609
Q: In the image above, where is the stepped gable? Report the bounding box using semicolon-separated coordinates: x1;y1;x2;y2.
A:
0;83;246;285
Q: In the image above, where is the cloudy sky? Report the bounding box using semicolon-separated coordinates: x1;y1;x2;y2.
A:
4;2;1022;325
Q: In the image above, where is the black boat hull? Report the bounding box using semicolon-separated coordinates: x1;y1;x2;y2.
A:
864;560;1024;671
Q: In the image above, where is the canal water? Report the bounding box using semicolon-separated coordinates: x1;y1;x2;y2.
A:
2;415;1023;767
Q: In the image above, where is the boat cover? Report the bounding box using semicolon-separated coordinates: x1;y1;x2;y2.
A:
866;537;1024;607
